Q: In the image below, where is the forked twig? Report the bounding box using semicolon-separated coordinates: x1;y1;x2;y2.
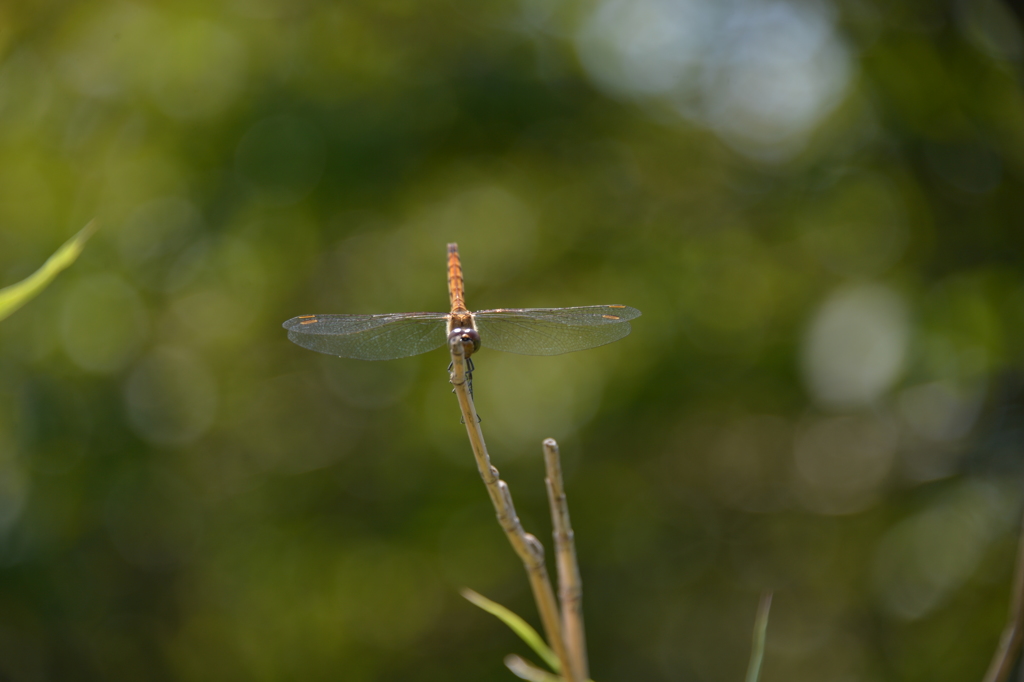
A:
544;438;588;682
982;506;1024;682
448;336;572;677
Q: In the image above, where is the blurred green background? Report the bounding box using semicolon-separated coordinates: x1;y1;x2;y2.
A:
2;0;1024;680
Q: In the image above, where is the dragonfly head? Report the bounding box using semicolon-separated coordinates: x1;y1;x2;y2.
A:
450;326;481;359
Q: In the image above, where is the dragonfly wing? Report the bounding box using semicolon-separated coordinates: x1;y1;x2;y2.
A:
473;305;641;356
283;313;449;361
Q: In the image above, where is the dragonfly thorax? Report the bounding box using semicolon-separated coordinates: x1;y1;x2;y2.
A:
447;310;480;358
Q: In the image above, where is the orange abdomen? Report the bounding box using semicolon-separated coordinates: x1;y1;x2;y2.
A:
447;243;467;312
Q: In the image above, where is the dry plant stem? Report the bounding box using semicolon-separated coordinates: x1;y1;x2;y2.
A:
982;505;1024;682
448;337;571;675
543;438;588;682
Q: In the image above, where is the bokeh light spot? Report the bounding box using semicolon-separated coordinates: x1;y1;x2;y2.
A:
708;414;792;512
124;347;218;446
147;18;247;120
0;49;54;137
802;284;909;408
793;413;898;515
119;196;203;264
57;3;159;99
227;373;360;475
60;274;149;374
898;381;983;442
576;0;851;161
872;481;1015;620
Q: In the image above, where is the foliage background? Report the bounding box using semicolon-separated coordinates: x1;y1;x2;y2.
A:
2;0;1024;680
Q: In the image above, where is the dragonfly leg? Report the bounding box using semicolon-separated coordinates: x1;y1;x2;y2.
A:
463;376;482;423
448;358;476;399
450;359;482;424
466;358;481;422
459;408;482;425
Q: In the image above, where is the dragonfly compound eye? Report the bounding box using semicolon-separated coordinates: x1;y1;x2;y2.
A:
459;328;481;357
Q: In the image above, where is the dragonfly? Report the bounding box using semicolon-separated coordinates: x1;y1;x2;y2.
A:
283;243;641;362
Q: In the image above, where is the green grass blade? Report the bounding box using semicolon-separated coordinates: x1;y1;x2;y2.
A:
0;220;97;323
745;591;773;682
505;654;565;681
461;588;561;673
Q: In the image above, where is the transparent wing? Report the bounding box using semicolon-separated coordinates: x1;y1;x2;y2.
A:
282;312;449;361
473;305;641;356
